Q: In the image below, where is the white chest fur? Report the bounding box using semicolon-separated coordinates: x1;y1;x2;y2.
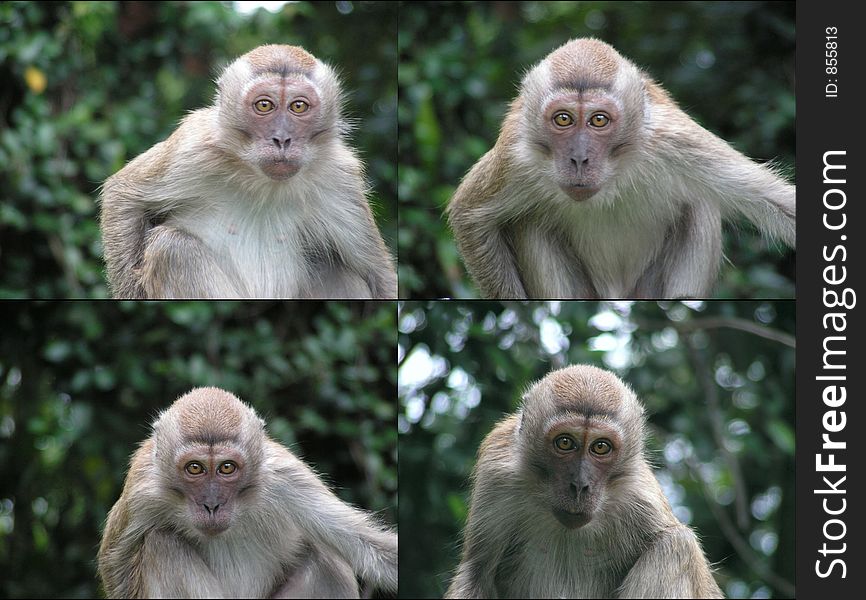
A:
200;521;304;598
561;189;678;297
179;207;305;297
502;531;625;598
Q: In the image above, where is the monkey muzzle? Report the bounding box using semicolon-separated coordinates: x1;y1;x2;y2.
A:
559;183;600;202
260;157;301;180
552;508;592;529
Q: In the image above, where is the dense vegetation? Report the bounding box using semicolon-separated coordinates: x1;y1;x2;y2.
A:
1;1;396;298
0;301;396;597
399;301;795;598
399;2;795;298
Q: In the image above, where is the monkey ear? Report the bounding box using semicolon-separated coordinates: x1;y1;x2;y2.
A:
515;408;524;435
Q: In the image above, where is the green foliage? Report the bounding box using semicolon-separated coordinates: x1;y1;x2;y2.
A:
0;1;396;298
399;2;795;298
0;301;396;598
398;301;795;598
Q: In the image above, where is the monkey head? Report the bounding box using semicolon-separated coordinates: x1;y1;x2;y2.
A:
517;365;646;530
214;45;344;181
152;388;266;537
516;38;647;203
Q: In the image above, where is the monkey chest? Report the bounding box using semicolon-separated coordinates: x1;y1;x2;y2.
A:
499;541;624;599
572;224;663;290
170;209;320;297
513;211;669;297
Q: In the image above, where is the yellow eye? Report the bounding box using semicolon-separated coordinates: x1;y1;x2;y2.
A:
254;99;275;113
554;435;576;452
589;113;610;128
553;112;574;127
590;440;612;455
289;100;310;114
185;462;205;475
218;462;237;475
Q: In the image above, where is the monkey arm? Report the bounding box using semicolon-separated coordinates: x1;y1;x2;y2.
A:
301;149;397;299
631;200;722;299
269;543;359;599
99;112;246;299
140;224;247;298
100;121;193;299
265;442;397;593
617;524;723;599
695;140;795;248
447;146;530;299
447;417;524;598
100;178;151;299
512;221;597;298
446;486;512;599
338;205;397;299
654;103;795;249
138;529;226;598
301;204;396;299
352;202;398;299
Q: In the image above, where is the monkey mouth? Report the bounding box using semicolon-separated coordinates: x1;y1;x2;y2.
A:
261;159;300;180
196;521;230;536
552;508;592;529
559;183;600;201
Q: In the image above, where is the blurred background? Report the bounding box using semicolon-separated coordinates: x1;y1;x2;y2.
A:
0;301;397;598
398;1;795;299
398;300;795;598
0;1;397;298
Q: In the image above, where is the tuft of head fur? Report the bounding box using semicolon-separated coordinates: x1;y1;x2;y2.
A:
152;387;266;469
214;44;346;148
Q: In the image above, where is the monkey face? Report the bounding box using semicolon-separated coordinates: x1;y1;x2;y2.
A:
539;90;625;201
175;444;251;535
539;417;622;528
231;75;328;181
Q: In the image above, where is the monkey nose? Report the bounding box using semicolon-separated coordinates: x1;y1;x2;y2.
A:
203;503;221;515
569;482;590;498
570;157;589;169
271;137;292;150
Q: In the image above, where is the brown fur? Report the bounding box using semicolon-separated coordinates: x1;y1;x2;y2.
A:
100;45;396;299
243;44;317;73
547;38;620;87
447;37;795;299
447;365;723;599
97;388;397;598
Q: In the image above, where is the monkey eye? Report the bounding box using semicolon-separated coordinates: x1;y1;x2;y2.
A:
552;112;574;128
553;435;577;452
218;461;237;475
590;440;613;455
289;100;310;114
185;462;205;475
254;98;276;113
588;113;610;128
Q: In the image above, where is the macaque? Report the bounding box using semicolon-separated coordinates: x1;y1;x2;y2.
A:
97;388;397;598
100;45;396;299
447;365;723;598
447;38;795;299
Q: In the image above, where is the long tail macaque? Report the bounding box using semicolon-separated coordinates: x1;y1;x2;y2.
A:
447;38;794;299
100;45;396;299
97;388;397;598
447;365;723;599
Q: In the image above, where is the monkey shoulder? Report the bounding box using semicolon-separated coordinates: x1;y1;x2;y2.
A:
477;415;519;459
473;416;521;481
645;523;706;558
449;143;513;215
104;109;215;195
626;523;723;598
643;81;735;162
